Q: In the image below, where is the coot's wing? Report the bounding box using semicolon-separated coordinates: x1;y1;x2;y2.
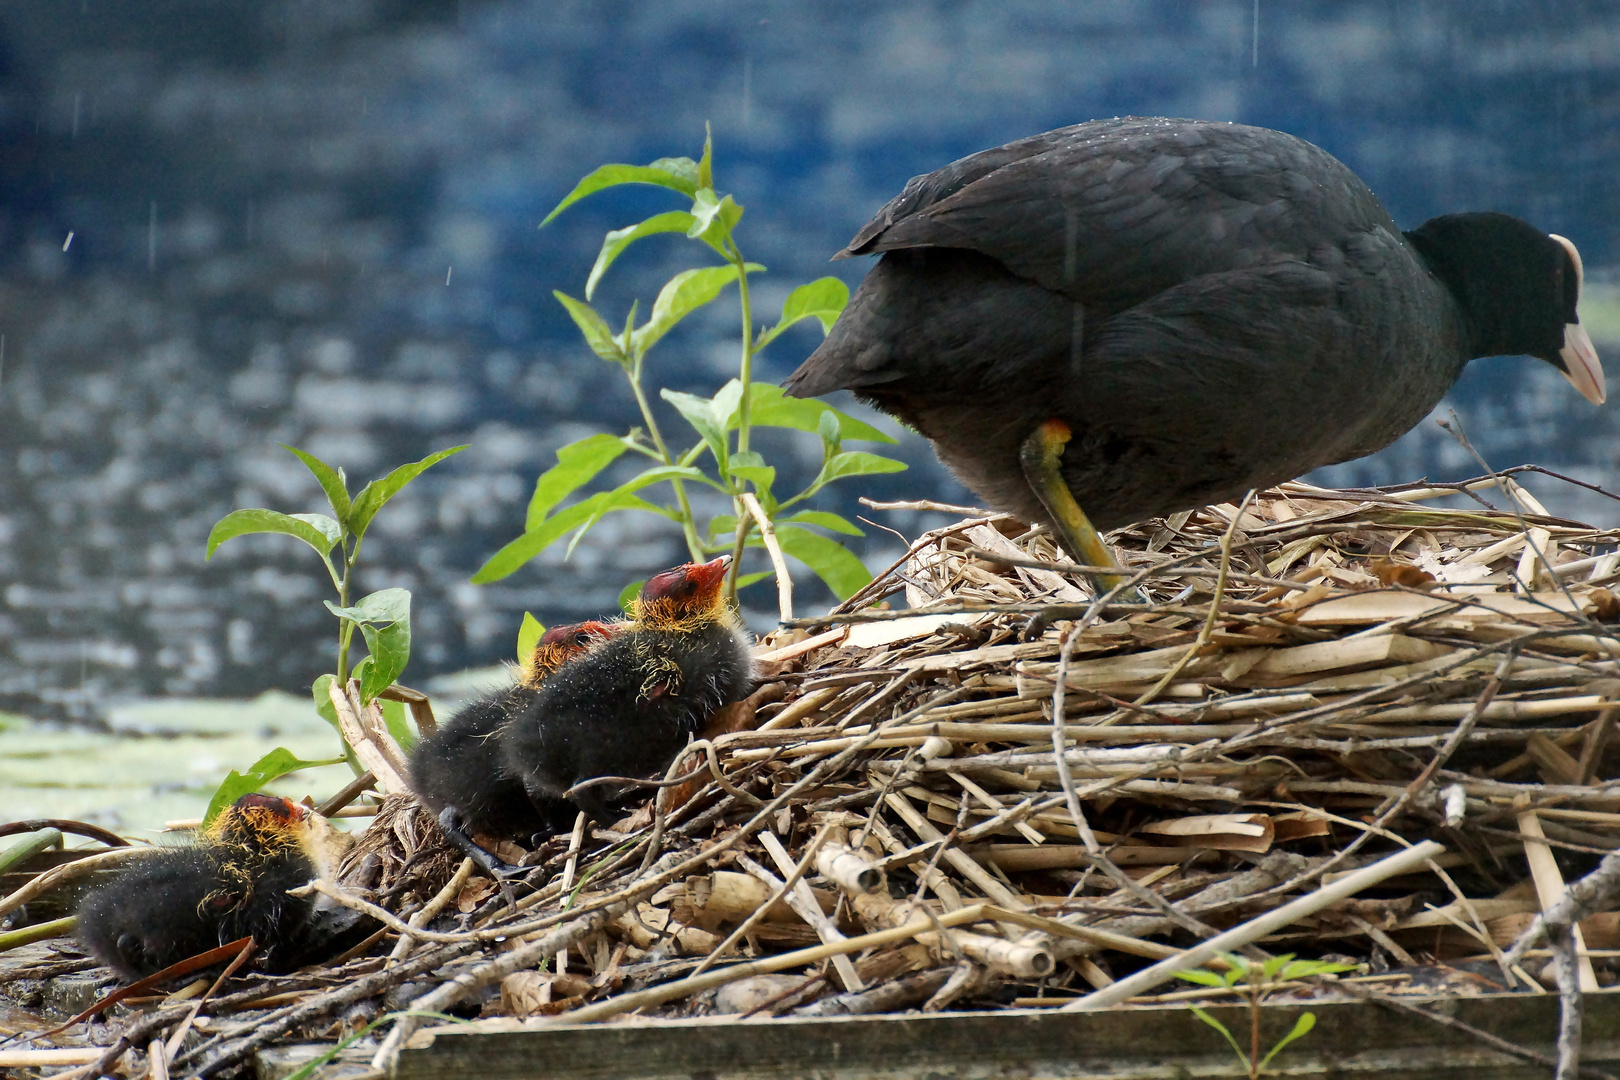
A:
847;118;1397;317
843;124;1086;254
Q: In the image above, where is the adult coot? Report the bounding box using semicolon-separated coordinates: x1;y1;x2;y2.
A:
784;117;1605;586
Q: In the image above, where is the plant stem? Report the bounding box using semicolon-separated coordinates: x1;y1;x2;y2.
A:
1249;983;1260;1080
335;542;354;685
730;241;756;458
626;358;705;563
727;239;756;598
726;515;753;604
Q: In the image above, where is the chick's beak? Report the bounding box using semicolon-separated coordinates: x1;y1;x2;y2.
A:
1560;321;1606;405
689;554;732;594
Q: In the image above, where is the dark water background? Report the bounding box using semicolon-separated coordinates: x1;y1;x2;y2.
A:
3;0;1620;724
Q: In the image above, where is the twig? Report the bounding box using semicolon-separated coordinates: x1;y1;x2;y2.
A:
1553;924;1584;1080
1135;489;1253;707
0;846;151;919
369;852;686;1072
315;772;376;818
741;491;793;623
1064;840;1445;1010
389;858;474;964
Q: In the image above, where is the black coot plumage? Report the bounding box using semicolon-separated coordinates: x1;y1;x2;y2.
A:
75;795;344;979
784;117;1605;581
503;556;755;825
409;620;617;876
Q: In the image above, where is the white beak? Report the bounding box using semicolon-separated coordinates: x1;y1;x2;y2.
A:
1560;320;1606;405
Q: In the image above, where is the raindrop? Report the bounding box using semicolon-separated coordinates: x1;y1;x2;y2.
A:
446;266;453;286
741;57;752;128
62;231;74;252
1251;0;1259;68
71;92;81;139
147;201;157;271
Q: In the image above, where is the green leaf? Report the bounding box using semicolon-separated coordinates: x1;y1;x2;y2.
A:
281;445;352;524
564;468;703;557
348;447;466;541
1258;1012;1317;1071
774;525;871;600
527;433;629;529
540;159;700;226
1261;954;1294;980
1189;1006;1250;1071
358;614;411;705
756;276;849;349
663;388;730;468
202;747;346;827
783;510;863;536
618;578;643;613
734;570;774;590
586;211;695;300
554;291;625;364
687;190;744;255
517;612;544;667
1173;969;1230;988
205;508;340;561
379;697;417;753
312;674;340;735
711;378;746;432
632;263;763;355
727;451;775;492
324;587;411;626
474;475;691;584
746;384;897;443
799;450;908;501
697;125;713;191
817;408;841;452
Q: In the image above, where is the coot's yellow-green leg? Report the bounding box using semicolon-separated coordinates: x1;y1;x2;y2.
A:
1019;419;1138;599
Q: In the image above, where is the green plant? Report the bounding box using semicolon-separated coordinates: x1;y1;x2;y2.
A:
1174;953;1359;1079
202;443;465;817
473;127;905;602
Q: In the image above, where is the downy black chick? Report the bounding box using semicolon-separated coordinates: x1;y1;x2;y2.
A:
75;794;346;980
409;621;617;876
503;556;755;824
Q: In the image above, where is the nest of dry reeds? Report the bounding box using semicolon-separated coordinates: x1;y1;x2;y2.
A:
9;471;1620;1077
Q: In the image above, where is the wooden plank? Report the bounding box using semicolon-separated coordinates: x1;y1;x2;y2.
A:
397;993;1620;1080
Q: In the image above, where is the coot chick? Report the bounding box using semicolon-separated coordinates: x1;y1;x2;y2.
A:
409;621;617;877
784;117;1605;588
503;556;755;824
75;795;341;979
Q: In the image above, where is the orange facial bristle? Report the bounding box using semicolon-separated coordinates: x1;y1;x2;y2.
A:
521;620;619;686
205;794;307;854
631;556;733;632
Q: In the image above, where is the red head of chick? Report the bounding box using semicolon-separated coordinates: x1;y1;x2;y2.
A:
75;795;337;980
410;620;617;876
501;556;755;824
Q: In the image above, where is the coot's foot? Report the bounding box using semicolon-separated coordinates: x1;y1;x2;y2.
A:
435;806;528;880
1020;613;1053;642
1018;420;1142;603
